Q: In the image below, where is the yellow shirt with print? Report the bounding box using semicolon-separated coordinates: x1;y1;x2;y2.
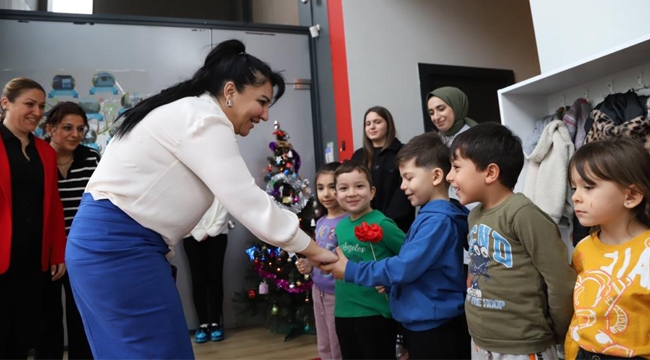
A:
565;230;650;360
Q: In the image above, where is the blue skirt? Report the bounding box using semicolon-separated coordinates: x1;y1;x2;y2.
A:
66;193;194;359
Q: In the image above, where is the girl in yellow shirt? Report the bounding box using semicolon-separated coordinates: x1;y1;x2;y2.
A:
566;137;650;360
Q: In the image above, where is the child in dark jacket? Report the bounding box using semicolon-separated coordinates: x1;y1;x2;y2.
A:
324;132;470;359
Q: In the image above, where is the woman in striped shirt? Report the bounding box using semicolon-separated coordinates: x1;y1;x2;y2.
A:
36;101;99;360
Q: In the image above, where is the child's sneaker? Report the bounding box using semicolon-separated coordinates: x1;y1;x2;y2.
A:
209;323;224;342
194;324;209;344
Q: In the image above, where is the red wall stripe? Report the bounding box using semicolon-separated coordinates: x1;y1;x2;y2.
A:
327;0;354;160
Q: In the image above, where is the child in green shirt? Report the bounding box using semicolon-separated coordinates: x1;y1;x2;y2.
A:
332;160;405;359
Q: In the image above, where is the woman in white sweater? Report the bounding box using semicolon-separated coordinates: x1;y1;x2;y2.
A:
65;39;337;359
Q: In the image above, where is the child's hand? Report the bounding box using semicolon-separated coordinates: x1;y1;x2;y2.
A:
296;258;313;275
320;247;348;280
375;286;386;294
303;243;339;268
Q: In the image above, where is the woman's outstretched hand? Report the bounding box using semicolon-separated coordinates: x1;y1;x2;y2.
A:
319;247;347;280
300;241;338;268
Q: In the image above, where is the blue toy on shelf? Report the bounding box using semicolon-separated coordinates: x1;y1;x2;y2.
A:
118;92;143;115
83;128;100;151
89;72;118;95
48;74;79;98
79;98;104;122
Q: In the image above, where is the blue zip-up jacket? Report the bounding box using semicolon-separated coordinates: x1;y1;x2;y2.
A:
344;199;469;331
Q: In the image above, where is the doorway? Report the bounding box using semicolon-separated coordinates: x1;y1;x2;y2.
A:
418;63;515;132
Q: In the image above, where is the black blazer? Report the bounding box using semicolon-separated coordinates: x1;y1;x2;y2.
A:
352;138;415;233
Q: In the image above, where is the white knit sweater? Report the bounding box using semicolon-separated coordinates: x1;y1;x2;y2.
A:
523;120;575;223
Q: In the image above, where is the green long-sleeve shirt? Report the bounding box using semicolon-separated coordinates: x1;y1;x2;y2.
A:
334;210;405;318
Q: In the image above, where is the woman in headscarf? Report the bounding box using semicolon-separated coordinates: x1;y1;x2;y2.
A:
427;86;478;146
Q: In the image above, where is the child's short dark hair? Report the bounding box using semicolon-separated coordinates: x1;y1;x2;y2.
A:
396;131;450;179
334;160;373;188
450;122;524;189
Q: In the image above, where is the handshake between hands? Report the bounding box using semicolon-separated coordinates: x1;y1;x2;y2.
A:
296;248;386;294
296;247;348;280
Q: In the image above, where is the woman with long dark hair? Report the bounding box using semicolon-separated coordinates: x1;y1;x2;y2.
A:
65;39;337;359
352;106;415;233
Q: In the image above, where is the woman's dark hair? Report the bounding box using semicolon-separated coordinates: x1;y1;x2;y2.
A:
114;39;286;138
43;101;89;140
314;162;341;217
1;77;45;121
361;106;397;168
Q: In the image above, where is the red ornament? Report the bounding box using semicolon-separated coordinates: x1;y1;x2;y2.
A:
248;289;256;299
354;222;383;243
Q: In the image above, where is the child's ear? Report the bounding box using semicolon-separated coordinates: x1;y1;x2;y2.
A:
431;168;444;186
484;163;500;185
370;185;376;199
624;185;644;209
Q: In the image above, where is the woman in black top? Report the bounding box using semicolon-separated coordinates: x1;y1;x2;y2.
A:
352;106;414;233
35;102;100;360
0;78;67;359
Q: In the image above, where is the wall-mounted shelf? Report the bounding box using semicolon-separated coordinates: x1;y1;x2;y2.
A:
497;33;650;253
499;32;650;189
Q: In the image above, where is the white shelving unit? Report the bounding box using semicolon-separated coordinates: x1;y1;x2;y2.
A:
499;32;650;191
497;33;650;254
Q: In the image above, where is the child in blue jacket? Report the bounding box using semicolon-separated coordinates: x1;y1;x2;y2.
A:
323;132;470;359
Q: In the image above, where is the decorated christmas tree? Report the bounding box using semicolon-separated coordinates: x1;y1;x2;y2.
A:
234;121;318;338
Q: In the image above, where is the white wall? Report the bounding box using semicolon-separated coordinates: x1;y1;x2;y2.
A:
0;0;37;10
342;0;540;149
530;0;650;73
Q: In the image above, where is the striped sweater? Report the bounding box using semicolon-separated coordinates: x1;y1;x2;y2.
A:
58;145;101;234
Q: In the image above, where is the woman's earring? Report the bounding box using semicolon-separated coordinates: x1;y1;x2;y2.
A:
226;99;232;107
